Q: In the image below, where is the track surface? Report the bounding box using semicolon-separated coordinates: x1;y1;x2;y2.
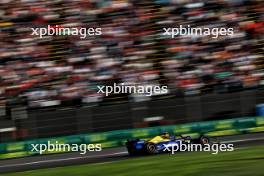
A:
0;133;264;174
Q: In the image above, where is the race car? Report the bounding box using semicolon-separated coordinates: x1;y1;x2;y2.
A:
126;132;212;156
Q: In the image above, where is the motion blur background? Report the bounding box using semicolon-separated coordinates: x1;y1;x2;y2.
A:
0;0;263;144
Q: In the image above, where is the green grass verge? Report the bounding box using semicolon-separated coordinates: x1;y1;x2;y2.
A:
2;147;264;176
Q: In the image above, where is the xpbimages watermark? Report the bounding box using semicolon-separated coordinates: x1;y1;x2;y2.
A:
163;141;234;154
31;25;102;39
97;83;168;96
30;141;102;155
163;25;234;38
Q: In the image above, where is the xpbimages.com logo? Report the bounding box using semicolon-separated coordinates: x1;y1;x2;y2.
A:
163;25;234;39
30;141;102;155
97;83;168;96
162;141;234;154
31;25;102;39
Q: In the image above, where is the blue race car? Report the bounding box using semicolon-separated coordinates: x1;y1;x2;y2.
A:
126;132;211;156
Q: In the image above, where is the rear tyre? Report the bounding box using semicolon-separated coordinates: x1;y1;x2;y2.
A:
126;139;139;156
127;147;136;156
200;136;210;145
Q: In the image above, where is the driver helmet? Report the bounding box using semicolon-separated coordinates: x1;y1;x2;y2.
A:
162;132;170;139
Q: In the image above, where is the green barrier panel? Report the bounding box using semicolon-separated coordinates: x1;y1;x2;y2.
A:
131;128;153;138
0;151;30;159
101;140;120;148
65;136;83;144
235;118;257;129
6;142;25;153
198;122;217;133
189;123;201;133
205;129;240;137
83;135;93;144
256;117;264;126
246;126;264;133
85;133;107;143
0;144;6;154
103;130;132;141
214;119;235;130
173;124;192;134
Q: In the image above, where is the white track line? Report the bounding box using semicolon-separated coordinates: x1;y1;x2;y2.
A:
0;151;127;168
222;137;264;143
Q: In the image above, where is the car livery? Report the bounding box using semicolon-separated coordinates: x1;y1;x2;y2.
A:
126;135;211;156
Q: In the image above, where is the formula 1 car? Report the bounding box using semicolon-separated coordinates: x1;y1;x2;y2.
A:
126;133;212;156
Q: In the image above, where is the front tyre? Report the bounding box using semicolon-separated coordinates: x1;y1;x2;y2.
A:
145;143;157;154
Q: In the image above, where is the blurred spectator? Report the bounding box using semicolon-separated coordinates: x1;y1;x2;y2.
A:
0;0;263;108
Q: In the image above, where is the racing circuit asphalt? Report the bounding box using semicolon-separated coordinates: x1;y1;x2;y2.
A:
0;133;264;174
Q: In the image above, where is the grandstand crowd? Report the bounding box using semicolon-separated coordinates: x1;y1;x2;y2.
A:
0;0;263;108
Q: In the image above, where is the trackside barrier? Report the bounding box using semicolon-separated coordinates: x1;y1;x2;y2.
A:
0;116;263;159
